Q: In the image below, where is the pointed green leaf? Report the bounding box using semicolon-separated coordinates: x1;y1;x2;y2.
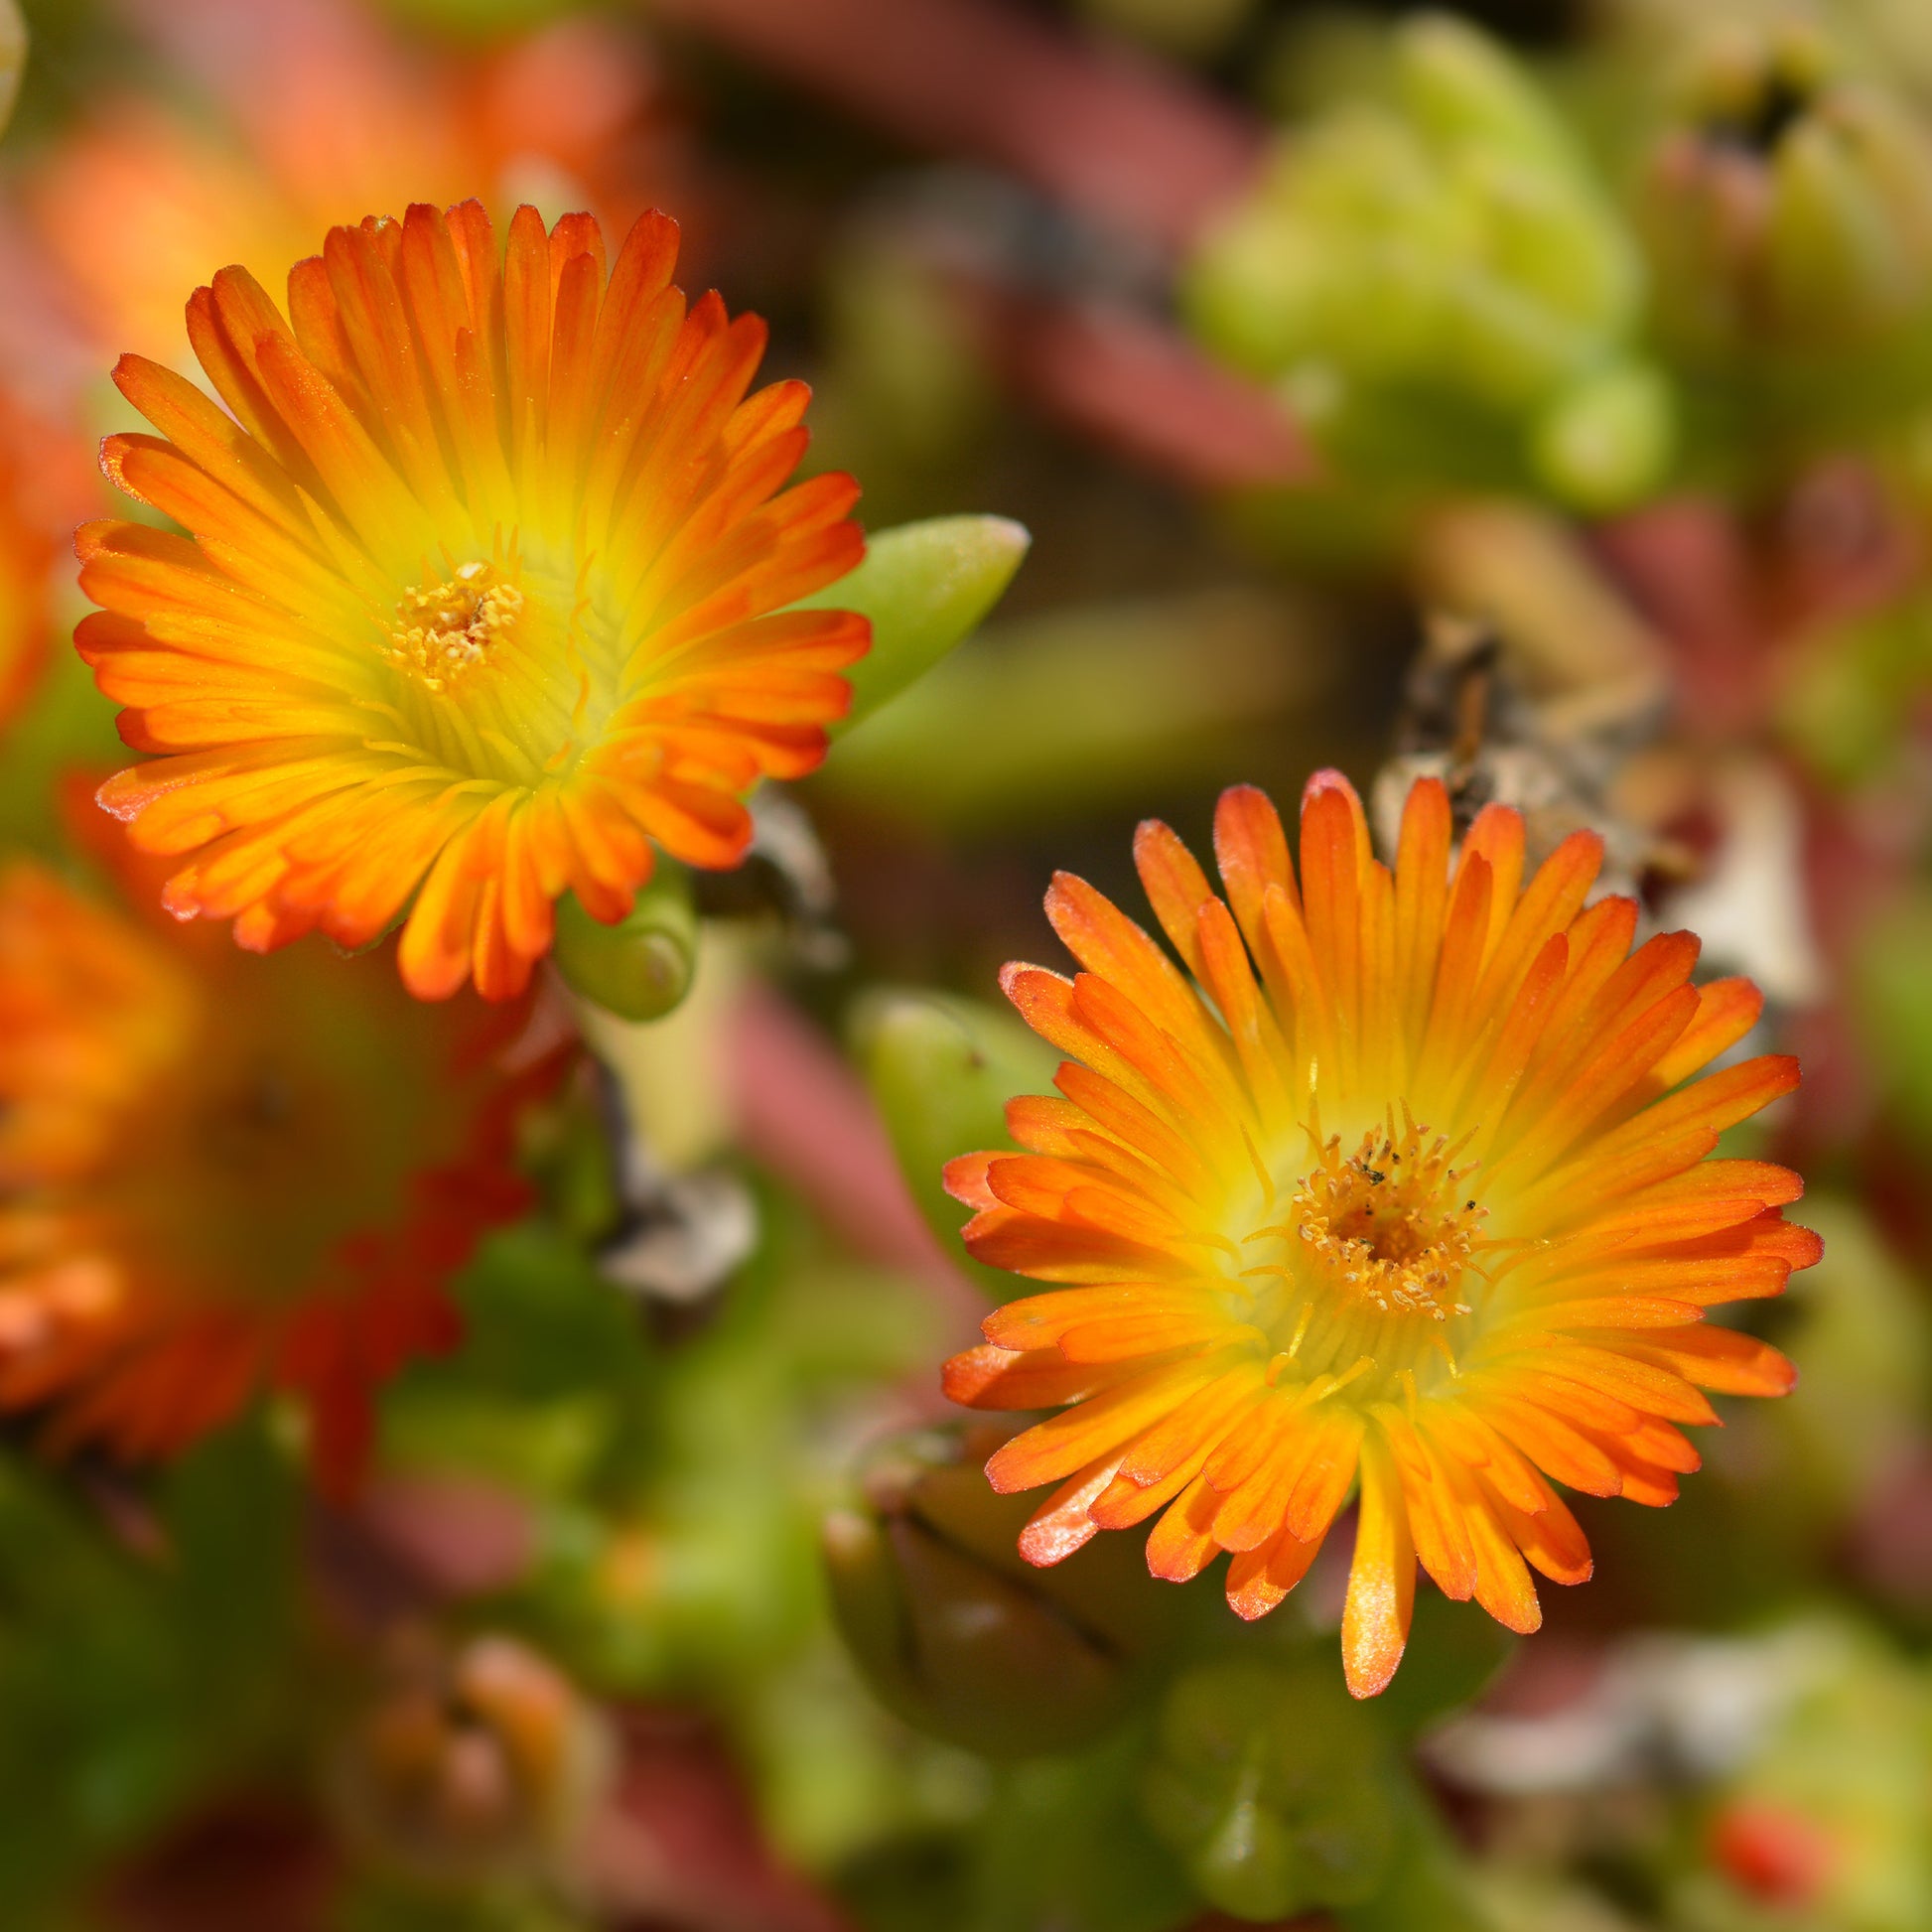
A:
803;514;1031;734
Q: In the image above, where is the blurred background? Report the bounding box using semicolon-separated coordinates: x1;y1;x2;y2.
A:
2;0;1932;1926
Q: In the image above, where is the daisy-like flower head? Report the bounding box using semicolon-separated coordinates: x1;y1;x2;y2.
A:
77;200;867;1000
944;772;1820;1697
0;827;557;1492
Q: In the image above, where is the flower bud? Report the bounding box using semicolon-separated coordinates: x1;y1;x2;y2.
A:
327;1627;611;1888
552;865;698;1023
823;1426;1178;1757
849;990;1057;1296
1141;1657;1397;1920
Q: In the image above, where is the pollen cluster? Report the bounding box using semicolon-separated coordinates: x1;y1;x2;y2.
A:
385;561;524;692
1284;1116;1484;1322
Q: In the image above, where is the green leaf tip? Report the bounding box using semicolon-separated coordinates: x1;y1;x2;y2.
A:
805;513;1032;734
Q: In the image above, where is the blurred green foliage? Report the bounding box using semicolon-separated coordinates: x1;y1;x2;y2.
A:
814;516;1034;735
0;1425;302;1916
1188;14;1669;525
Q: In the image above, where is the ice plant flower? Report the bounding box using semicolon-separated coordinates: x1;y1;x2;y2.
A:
0;831;556;1492
77;200;867;999
944;773;1819;1696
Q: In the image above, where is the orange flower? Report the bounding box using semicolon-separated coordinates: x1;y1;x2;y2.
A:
77;200;867;1000
944;773;1819;1696
30;1;668;363
0;829;556;1494
0;395;58;728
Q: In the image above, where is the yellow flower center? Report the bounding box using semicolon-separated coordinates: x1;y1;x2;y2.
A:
1240;1114;1490;1398
386;562;526;693
1289;1123;1482;1323
372;541;631;789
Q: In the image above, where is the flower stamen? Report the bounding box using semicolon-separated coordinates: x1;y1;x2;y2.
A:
1285;1119;1485;1323
385;561;525;693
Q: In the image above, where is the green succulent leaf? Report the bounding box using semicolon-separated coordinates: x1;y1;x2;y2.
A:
805;514;1032;733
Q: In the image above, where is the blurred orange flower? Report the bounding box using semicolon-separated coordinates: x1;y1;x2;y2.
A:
945;773;1819;1697
0;827;556;1494
29;0;670;363
78;200;867;1000
0;394;60;727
